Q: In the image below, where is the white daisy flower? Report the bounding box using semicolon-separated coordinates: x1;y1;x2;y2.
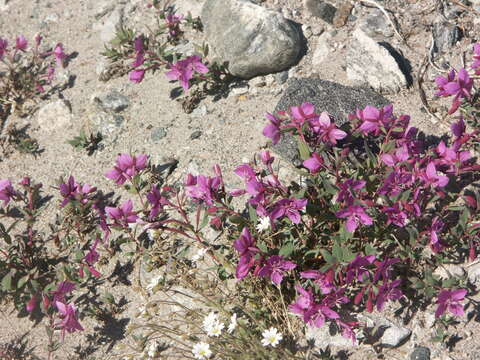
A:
261;327;283;347
192;248;208;263
192;342;212;359
206;320;224;337
227;313;237;334
256;216;270;232
202;312;218;331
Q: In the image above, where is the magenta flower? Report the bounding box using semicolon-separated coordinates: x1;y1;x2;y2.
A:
380;144;409;167
376;279;403;311
105;200;138;227
258;256;296;285
435;289;467;318
0;179;15;206
311;112;347;145
373;258;400;282
303;153;324;174
134;36;144;53
80;237;101;278
271;198;307;224
290;102;319;125
472;43;480;74
146;185;166;218
337;320;357;344
451;117;466;138
336;179;366;204
165;56;208;91
105;153;148;185
233;227;260;280
262;112;282;145
55;301;84;340
234;164;256;180
0;38;8;60
300;270;335;294
354;104;394;135
165;13;183;37
382;203;407;227
420;162;449;188
51;281;76;305
59;176;96;207
289;285;316;323
336;205;373;233
345;255;375;283
129;68;145;83
435;68;473;114
15;35;28;51
429;216;444;253
26;295;38;313
185;175;222;205
54;43;67;67
259;151;274;166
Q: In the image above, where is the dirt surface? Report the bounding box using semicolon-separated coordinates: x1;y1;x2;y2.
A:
0;0;479;359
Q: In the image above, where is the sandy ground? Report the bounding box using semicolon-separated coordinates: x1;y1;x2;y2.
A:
0;0;479;359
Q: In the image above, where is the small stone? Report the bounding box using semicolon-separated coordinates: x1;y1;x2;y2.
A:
191;105;207;117
151;127;167;142
433;264;465;279
347;28;408;93
466;261;480;285
93;91;130;113
304;0;337;23
230;84;249;96
302;24;313;38
410;346;431;360
305;324;355;350
333;1;353;28
37;100;72;132
249;77;267;87
274;71;289;85
433;21;461;54
359;9;394;38
190;130;202;140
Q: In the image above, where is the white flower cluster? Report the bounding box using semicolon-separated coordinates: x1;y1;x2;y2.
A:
261;327;283;347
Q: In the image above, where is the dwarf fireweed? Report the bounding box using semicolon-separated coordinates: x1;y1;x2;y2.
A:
0;34;70;119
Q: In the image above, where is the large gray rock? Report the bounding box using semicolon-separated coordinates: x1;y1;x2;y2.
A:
201;0;302;79
347;28;409;93
273;78;390;165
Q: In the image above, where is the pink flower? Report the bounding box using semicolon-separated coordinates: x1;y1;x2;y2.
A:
290;102;319;125
258;256;296;285
435;68;473;114
336;205;373;233
420;162;449;188
300;270;335;294
271;198;308;224
146;185;167;218
165;56;208;91
129;69;145;83
0;38;8;60
105;153;148;185
105;200;138;226
26;295;38;313
471;43;480;74
59;176;96;207
0;179;15;206
233;227;260;280
54;43;67;67
51;281;76;305
354;105;394;135
376;279;403;311
15;35;28;51
185;174;222;205
262;112;282;145
303;153;324;174
311;112;347;145
435;289;467;318
55;301;84;340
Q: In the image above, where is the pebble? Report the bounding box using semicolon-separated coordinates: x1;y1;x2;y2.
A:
93;91;130;113
410;346;431;360
37;100;73;132
274;71;289;85
151;127;167;142
304;0;337;24
190;130;202;140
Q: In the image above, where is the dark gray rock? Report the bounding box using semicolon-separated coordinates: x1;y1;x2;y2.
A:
93;91;130;113
433;21;461;54
410;346;431;360
190;130;203;140
273;78;390;165
304;0;337;24
201;0;302;79
275;70;289;85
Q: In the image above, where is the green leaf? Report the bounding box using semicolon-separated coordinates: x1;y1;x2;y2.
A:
320;249;335;264
248;204;258;224
17;274;29;289
257;241;268;253
2;272;12;291
332;244;343;262
228;215;245;225
363;140;376;167
297;137;311;161
364;244;377;256
279;242;294;258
